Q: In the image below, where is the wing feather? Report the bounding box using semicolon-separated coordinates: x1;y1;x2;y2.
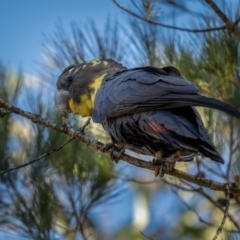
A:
93;67;240;123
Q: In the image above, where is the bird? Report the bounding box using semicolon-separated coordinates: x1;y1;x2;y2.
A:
55;59;240;177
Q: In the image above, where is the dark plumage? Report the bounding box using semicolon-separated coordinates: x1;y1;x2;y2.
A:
55;59;240;170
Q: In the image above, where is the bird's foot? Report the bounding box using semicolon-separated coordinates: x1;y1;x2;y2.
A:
61;112;72;130
196;171;205;180
101;143;125;163
153;151;180;178
152;151;164;177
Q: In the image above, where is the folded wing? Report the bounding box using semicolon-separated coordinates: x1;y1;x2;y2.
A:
93;66;240;123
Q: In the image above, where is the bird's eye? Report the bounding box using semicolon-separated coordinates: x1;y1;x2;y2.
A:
67;76;74;82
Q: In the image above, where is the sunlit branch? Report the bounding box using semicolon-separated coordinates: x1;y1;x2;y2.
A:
1;97;240;194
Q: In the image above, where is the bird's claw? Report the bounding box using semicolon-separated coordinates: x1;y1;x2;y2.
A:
154;160;176;178
111;148;125;163
61;112;72;130
152;151;164;177
101;143;125;163
61;111;68;123
153;151;179;178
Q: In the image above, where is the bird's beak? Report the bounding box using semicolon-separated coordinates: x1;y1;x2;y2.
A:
54;89;70;112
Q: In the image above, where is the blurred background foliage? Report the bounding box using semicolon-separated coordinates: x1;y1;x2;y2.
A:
0;0;240;239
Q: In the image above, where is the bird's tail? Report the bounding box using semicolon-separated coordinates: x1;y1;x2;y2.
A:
200;145;225;164
164;94;240;118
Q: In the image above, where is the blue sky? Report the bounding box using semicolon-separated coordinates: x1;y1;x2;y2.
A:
1;1;239;238
1;0;239;74
0;0;125;73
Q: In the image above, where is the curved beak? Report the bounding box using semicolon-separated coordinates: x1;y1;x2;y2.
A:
54;89;70;112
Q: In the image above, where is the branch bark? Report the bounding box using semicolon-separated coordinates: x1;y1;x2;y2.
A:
212;184;230;240
204;0;240;41
1;97;240;194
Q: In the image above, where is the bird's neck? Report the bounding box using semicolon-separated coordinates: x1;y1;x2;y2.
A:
69;65;126;117
68;73;108;117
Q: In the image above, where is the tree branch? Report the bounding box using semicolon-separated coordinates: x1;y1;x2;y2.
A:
112;0;226;33
204;0;240;41
212;184;230;240
182;180;240;232
0;137;74;176
174;190;219;228
0;107;12;118
1;97;240;194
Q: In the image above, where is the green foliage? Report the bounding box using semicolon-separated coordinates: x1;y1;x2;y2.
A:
0;64;117;239
1;1;240;239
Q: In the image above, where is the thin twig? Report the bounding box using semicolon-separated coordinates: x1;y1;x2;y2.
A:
112;0;226;33
67;189;88;240
212;184;230;240
182;180;240;231
140;231;153;240
201;161;224;178
1;98;240;194
0;137;74;176
173;188;236;233
226;117;234;180
174;189;216;227
235;16;240;26
204;0;240;41
0;117;91;176
162;178;196;192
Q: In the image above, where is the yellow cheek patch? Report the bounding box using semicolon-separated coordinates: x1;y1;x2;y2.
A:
69;95;92;117
86;99;92;109
68;73;107;117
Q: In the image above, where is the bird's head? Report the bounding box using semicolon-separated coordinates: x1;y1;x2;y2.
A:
55;59;126;117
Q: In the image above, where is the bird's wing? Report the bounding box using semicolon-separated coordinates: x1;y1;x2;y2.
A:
144;110;224;163
92;66;240;122
104;108;224;163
